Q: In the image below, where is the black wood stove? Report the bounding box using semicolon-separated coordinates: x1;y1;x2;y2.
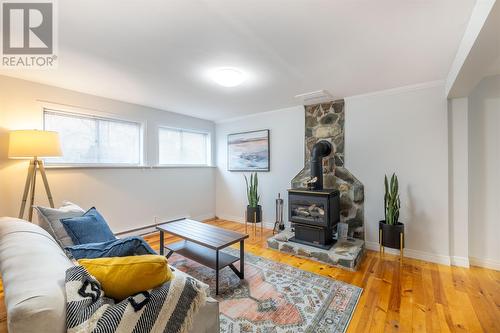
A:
288;189;339;249
289;140;340;249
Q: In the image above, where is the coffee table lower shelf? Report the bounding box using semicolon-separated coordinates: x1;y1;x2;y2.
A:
165;240;240;270
164;240;244;295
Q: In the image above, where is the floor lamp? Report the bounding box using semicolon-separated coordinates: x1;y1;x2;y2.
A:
8;130;62;221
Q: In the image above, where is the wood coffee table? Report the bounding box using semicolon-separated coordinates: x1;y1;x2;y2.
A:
157;218;249;295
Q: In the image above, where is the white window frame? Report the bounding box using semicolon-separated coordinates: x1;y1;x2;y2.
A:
157;126;211;167
41;103;146;167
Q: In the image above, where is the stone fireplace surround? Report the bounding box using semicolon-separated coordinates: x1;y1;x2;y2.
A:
267;100;366;270
291;100;365;239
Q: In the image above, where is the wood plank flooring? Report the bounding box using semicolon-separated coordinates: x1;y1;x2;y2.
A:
1;219;499;332
145;219;500;333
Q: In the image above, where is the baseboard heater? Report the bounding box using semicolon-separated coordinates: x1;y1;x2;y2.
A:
114;216;217;237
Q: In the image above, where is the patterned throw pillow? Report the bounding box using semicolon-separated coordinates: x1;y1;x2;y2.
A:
33;201;85;248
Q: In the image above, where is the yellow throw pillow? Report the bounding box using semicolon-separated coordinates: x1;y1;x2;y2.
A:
78;255;173;300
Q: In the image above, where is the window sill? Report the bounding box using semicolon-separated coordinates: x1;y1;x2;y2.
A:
44;164;216;170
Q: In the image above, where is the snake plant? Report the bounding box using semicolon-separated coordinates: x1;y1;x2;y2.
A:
384;173;401;225
244;173;260;208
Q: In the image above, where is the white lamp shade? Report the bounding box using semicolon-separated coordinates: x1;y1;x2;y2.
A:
8;130;62;158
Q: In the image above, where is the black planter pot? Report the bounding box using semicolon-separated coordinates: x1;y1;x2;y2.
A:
247;205;262;223
379;220;404;249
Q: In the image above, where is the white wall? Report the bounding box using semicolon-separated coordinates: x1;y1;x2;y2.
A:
215;83;451;265
448;98;470;267
468;74;500;270
0;75;216;233
4;71;497;269
215;106;304;227
345;82;450;264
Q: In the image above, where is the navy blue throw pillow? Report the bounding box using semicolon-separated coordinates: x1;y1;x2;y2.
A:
66;237;157;260
61;207;116;245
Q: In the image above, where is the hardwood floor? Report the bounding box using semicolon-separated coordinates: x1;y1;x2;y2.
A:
1;219;498;332
146;219;500;333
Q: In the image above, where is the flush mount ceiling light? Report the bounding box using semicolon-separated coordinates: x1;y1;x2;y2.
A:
212;68;246;87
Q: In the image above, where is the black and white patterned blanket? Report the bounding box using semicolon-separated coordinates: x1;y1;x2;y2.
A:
65;266;207;333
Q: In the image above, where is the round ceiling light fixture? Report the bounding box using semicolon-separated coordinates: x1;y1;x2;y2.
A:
211;68;246;87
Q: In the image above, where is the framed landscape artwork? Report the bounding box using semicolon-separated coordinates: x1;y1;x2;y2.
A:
228;129;270;171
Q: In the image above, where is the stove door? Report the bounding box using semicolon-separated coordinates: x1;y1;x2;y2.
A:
289;193;328;227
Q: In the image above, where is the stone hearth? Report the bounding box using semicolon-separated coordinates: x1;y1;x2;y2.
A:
267;229;365;271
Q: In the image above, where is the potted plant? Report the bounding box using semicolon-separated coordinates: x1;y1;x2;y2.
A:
245;173;262;223
379;173;404;249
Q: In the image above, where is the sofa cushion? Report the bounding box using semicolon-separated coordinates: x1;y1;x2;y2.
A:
78;255;173;300
0;217;220;333
61;207;116;245
66;236;156;260
33;201;85;247
0;218;74;333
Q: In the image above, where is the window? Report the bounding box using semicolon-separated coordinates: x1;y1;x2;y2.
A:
158;127;209;165
43;109;142;165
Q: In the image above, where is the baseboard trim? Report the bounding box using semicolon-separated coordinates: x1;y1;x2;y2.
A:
469;257;500;271
117;217;499;272
216;214;275;229
450;256;470;268
365;241;452;266
193;213;218;222
365;242;500;270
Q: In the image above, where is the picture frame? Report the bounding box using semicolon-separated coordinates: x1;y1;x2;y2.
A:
227;129;270;171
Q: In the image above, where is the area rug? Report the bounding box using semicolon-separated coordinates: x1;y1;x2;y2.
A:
168;247;362;333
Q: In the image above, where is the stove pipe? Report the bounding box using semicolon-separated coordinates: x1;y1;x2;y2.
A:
310;140;332;190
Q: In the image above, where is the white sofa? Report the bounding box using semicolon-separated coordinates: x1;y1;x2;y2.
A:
0;217;219;333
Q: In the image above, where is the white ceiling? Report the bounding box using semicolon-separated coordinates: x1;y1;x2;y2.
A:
0;0;475;121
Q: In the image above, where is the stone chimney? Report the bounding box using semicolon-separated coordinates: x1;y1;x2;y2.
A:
291;100;365;239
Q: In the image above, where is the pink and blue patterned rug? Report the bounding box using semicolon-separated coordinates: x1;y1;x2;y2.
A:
168;247;362;333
